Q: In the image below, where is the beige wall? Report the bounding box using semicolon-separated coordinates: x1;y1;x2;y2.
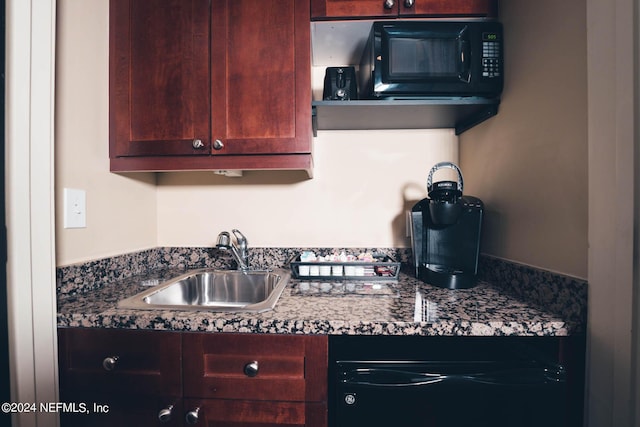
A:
55;0;588;279
55;0;158;266
459;0;588;279
54;0;458;265
156;129;457;248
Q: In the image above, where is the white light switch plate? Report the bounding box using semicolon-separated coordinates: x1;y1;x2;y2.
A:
63;188;86;229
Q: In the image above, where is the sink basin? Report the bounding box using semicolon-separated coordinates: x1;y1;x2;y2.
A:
117;269;290;313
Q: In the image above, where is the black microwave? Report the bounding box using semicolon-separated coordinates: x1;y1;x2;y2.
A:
359;21;503;99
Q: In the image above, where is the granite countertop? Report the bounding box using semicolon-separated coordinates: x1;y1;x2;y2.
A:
57;266;578;337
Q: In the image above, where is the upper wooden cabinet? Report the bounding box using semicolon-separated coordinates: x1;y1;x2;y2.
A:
110;0;313;174
110;0;211;159
311;0;498;20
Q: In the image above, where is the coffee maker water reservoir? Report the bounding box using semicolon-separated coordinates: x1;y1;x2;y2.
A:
410;162;483;289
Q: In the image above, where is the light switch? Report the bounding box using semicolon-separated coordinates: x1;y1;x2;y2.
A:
63;188;86;229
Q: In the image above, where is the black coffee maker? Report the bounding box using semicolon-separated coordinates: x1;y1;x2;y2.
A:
410;162;483;289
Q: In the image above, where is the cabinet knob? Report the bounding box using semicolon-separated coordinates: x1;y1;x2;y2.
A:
102;356;119;371
213;139;224;150
243;360;259;377
383;0;395;9
404;0;414;7
185;407;200;425
192;139;205;149
158;405;174;423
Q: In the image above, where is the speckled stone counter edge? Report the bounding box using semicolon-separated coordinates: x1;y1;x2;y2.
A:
56;247;587;327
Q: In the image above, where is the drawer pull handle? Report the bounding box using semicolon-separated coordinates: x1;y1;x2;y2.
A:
383;0;395;9
102;356;119;371
213;139;224;150
158;405;174;423
185;407;200;425
243;361;259;377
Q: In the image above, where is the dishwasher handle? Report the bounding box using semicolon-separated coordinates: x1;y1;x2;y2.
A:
341;365;566;388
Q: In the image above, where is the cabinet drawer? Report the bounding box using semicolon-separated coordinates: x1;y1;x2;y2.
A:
58;328;182;396
402;0;498;17
311;0;397;19
184;399;306;427
183;333;327;402
311;0;497;19
59;393;182;427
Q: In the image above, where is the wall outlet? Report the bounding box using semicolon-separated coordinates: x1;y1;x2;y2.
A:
63;188;86;229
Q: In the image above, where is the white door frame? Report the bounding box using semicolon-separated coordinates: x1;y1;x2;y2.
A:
585;0;638;426
5;0;58;426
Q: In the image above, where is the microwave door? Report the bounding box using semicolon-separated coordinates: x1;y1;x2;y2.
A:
385;36;470;84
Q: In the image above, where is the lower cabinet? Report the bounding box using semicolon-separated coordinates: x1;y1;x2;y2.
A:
57;328;328;427
182;332;327;427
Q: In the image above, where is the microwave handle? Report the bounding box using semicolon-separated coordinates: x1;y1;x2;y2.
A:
458;39;471;83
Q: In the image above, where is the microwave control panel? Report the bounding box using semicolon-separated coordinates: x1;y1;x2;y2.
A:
482;32;501;79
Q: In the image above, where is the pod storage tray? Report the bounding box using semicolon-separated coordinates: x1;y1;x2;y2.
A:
290;254;400;281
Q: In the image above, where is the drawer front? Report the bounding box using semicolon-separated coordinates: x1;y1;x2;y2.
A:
58;328;182;396
183;333;325;401
404;0;498;17
59;393;182;427
184;399;306;427
311;0;398;19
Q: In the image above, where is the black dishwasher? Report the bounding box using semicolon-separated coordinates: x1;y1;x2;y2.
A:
330;336;569;427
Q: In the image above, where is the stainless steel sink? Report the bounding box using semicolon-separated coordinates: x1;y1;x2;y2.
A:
117;269;290;313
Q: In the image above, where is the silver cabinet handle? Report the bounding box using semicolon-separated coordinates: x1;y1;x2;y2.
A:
404;0;414;8
158;405;174;423
384;0;395;9
185;407;200;425
192;139;204;149
102;356;119;371
243;361;259;377
213;139;224;150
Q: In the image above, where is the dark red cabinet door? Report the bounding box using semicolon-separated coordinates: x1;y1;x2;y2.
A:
110;0;211;158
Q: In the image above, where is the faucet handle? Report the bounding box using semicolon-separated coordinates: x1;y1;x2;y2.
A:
231;229;247;250
216;231;231;248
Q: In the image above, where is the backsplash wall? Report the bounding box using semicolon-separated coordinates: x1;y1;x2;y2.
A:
155;129;458;249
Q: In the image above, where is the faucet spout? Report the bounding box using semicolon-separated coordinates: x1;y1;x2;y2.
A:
216;229;250;271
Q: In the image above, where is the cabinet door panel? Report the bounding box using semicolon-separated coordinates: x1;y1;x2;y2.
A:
402;0;498;17
58;328;182;396
311;0;397;19
110;0;211;157
59;393;182;427
185;399;306;427
183;333;307;401
311;0;497;19
210;0;311;155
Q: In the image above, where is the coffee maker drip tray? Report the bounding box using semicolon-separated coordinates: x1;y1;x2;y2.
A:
419;263;477;290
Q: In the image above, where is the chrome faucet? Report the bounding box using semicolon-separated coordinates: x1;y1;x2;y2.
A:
216;229;250;271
